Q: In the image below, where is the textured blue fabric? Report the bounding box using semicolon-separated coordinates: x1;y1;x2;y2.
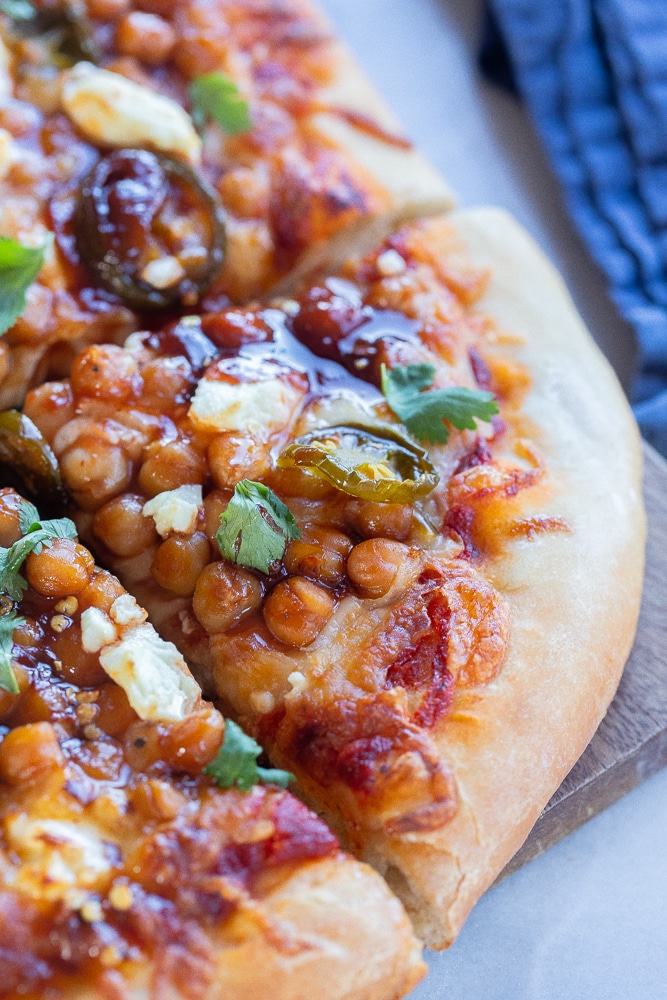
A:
483;0;667;455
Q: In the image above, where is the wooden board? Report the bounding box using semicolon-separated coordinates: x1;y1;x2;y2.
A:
502;440;667;878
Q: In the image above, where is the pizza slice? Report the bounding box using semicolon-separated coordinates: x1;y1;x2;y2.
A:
0;488;425;998
0;0;452;409
23;207;645;948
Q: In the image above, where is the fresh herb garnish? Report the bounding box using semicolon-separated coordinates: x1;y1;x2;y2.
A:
205;719;294;791
189;72;251;135
0;236;50;337
381;362;499;445
0;608;22;694
216;480;300;574
0;499;77;601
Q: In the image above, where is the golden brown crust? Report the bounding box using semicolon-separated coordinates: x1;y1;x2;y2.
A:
359;208;645;946
0;487;425;999
0;0;453;409
53;857;425;1000
27;208;644;956
272;36;456;291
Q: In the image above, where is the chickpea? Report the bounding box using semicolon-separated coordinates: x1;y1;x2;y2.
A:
77;569;126;614
70;345;141;402
270;465;336;500
150;531;211;596
201;489;232;544
0;722;65;787
125;707;223;775
95;681;138;738
208;432;270;490
93;493;159;558
158;706;225;773
25;537;94;598
346;499;413;541
138;439;205;497
116;10;176;63
139;357;194;413
0;489;23;547
123;719;163;771
284;526;352;586
192;561;263;634
60;434;131;510
23;381;76;444
346;539;410;598
263;577;335;647
52;627;109;687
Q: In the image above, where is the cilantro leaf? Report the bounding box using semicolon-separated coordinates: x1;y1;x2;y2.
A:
0;608;23;694
381;362;499;445
205;719;294;791
189;72;251;136
17;499;40;534
0;236;51;337
0;499;77;601
217;480;300;574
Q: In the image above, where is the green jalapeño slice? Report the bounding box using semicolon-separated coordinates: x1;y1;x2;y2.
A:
277;424;439;503
0;410;66;509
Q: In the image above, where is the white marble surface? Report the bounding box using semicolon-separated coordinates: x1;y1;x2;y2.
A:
317;2;667;997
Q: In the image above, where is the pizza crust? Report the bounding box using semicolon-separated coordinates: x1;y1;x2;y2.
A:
274;37;455;289
34;208;644;956
64;857;425;1000
362;207;645;947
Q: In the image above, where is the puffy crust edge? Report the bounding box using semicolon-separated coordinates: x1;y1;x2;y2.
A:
60;856;426;1000
363;208;646;948
272;36;455;293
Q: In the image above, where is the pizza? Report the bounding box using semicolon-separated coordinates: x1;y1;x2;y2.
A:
0;0;451;409
0;0;646;988
0;487;425;998
20;208;645;949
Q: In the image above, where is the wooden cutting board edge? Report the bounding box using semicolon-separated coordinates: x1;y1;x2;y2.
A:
500;440;667;880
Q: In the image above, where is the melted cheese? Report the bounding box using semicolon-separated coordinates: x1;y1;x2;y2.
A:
6;815;114;906
61;62;201;164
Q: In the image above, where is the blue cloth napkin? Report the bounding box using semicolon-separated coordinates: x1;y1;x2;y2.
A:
480;0;667;456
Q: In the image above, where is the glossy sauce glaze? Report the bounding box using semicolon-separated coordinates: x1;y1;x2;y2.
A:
0;0;417;408
23;228;530;839
0;488;340;998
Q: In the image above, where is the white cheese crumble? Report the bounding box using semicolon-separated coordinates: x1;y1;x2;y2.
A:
188;376;304;440
61;62;202;164
376;248;407;277
142;484;202;538
287;670;307;691
139;255;185;290
80;607;117;653
250;690;275;714
6;815;114;905
98;624;200;722
109;593;147;627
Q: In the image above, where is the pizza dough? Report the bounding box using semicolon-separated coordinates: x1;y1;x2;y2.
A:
23;208;644;950
0;488;425;998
